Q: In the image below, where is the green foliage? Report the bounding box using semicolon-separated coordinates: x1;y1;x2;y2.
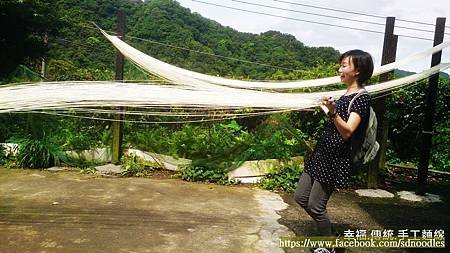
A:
349;165;369;187
49;59;115;81
10;136;67;169
57;116;111;150
270;63;339;80
386;77;450;171
123;61;158;81
0;114;30;142
239;114;310;161
36;0;337;82
430;116;450;171
177;164;235;185
0;145;6;165
172;121;249;159
47;59;88;80
1;113;110;154
258;163;303;192
289;108;327;142
125;125;172;155
0;64;43;85
129;1;339;80
125;116;310;184
125;120;250;160
126;120;250;182
127;115;310;161
1;0;340;82
48;0;138;69
120;153;161;177
0;0;62;78
65;158;99;171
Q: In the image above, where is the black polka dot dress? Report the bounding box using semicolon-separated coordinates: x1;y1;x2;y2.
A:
304;92;370;188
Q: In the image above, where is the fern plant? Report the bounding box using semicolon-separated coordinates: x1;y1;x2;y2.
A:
9;137;67;169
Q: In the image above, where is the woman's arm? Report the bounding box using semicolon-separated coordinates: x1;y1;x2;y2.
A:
331;112;361;141
323;97;362;141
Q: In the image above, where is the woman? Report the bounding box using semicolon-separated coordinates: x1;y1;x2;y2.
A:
294;50;374;251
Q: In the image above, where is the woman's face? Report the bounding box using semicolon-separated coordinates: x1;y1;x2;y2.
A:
338;56;359;85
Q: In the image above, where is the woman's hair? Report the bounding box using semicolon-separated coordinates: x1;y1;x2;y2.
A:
339;50;374;85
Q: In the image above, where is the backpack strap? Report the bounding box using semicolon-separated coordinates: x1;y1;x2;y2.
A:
347;89;368;116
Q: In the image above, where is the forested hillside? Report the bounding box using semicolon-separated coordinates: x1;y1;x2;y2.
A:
40;0;340;81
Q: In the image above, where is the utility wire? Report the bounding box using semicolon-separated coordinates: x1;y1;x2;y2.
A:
80;23;119;36
52;37;104;51
83;2;448;35
82;5;447;36
271;0;386;19
126;35;298;71
86;22;300;72
84;22;301;72
230;0;445;35
191;0;434;41
36;107;304;124
83;22;304;71
57;20;444;85
270;0;450;29
50;37;167;81
48;107;293;117
56;29;300;72
232;0;386;26
370;77;428;100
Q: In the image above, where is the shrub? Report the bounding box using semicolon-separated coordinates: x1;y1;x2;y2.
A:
10;137;67;169
258;163;303;192
120;153;160;177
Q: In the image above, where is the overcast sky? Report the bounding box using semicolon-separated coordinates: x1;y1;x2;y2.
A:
175;0;450;74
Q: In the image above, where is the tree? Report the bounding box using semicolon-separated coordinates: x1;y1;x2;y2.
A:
0;0;61;79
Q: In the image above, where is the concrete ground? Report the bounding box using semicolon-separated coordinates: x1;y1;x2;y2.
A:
0;168;294;253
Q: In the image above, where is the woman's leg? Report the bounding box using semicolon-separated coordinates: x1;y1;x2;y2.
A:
307;180;335;236
294;172;335;236
294;172;314;209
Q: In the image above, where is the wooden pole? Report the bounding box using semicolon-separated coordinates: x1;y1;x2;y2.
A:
416;17;446;195
112;10;126;164
367;17;397;188
41;33;48;78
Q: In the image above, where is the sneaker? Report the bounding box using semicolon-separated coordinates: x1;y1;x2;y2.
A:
312;248;331;253
312;248;336;253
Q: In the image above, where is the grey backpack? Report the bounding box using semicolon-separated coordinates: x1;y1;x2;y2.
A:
347;89;380;167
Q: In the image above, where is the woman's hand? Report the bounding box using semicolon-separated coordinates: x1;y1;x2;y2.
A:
321;96;362;141
322;96;336;114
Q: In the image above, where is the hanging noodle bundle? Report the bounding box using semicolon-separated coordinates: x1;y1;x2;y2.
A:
0;29;449;123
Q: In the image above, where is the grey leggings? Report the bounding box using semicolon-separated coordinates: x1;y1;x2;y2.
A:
294;172;335;236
